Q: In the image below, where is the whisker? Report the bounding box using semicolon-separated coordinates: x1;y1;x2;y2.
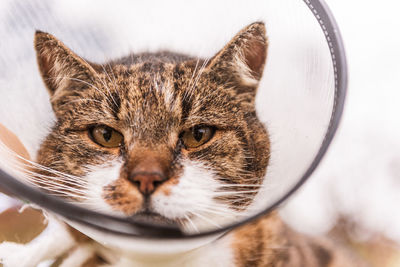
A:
218;184;265;187
213;190;260;196
184;58;200;100
106;62;118;86
49;75;114;109
194;207;239;218
184;57;210;101
99;64;120;108
0;142;89;186
14;168;89;192
193;202;236;210
13;162;89;186
27;182;90;200
183;214;200;233
5;165;90;197
189;211;222;229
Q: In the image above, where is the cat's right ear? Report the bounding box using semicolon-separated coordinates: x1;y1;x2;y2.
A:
206;22;268;89
34;31;98;98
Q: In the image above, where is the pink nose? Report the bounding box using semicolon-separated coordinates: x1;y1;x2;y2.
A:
128;155;168;195
129;172;166;195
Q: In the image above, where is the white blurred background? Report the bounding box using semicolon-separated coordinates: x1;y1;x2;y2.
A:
281;0;400;243
0;0;399;247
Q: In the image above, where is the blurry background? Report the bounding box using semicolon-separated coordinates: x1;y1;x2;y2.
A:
281;0;400;245
0;0;398;253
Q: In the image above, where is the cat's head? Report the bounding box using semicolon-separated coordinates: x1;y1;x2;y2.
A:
33;22;270;232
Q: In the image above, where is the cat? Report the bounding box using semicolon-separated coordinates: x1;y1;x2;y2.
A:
34;21;270;232
0;22;363;266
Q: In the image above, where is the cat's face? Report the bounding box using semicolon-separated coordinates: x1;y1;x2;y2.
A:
34;22;270;232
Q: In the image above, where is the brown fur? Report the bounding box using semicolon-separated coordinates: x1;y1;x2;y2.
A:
32;22;361;266
232;213;365;267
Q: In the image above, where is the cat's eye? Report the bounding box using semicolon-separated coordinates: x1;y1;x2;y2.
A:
180;126;216;149
89;125;123;148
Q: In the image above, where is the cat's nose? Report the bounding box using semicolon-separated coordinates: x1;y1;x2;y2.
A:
130;172;166;195
128;159;168;195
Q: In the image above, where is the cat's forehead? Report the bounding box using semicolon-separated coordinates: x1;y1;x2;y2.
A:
107;61;189;97
95;61;206;115
89;60;240;127
99;62;182;138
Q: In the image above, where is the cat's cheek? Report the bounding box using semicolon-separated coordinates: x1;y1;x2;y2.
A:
103;178;143;216
150;161;222;221
77;160;142;216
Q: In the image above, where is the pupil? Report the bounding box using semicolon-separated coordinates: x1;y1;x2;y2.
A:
102;128;112;142
193;128;204;142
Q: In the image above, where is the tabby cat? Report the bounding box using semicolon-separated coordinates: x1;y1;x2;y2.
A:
18;22;361;266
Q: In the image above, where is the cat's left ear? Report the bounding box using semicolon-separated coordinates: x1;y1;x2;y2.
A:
206;22;268;90
34;31;98;99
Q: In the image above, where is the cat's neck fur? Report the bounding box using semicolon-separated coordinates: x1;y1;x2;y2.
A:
68;212;357;266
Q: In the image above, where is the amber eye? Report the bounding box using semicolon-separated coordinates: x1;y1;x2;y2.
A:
89;125;123;148
181;126;216;149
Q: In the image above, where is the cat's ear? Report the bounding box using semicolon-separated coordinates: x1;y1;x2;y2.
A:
34;31;98;98
206;22;268;89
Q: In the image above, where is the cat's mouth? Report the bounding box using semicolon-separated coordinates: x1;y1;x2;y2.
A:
132;211;177;227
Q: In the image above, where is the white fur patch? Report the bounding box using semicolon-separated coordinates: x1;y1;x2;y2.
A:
151;161;240;233
163;86;175;110
152;78;169;103
79;159;124;215
58;244;95;267
234;52;259;87
0;214;75;267
155;78;176;112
